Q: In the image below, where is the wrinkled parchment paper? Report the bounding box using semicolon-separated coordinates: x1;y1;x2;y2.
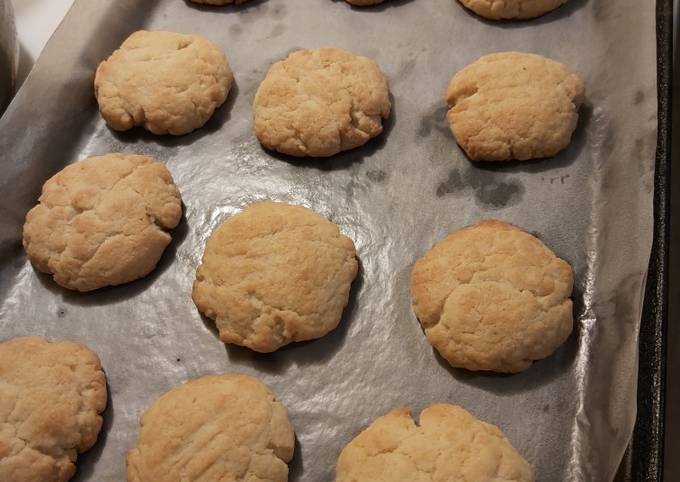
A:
0;0;658;480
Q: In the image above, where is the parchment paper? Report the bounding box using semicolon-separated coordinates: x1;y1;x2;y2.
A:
0;0;658;480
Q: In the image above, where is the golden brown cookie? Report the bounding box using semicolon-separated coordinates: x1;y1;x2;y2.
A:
127;373;294;482
410;220;573;373
0;336;108;482
253;48;391;157
459;0;568;19
335;404;534;482
94;30;232;135
192;201;358;352
446;52;584;161
22;154;182;291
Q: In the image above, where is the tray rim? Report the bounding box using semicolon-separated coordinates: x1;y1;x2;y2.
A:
619;0;673;480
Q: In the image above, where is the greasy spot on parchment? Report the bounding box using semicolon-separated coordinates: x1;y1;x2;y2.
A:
436;168;524;208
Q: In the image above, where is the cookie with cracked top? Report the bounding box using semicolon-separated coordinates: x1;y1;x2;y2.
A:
0;336;107;482
192;201;358;352
446;52;584;161
335;404;534;482
458;0;568;20
22;153;182;291
94;30;232;135
127;373;294;482
410;219;573;373
253;47;391;157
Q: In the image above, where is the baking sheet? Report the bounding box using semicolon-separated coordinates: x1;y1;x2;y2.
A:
0;0;659;480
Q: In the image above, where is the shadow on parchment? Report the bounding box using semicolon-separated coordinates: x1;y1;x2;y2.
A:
330;0;416;12
288;433;304;482
216;261;365;373
109;82;240;148
261;94;397;172
458;0;588;26
71;381;114;482
434;283;585;395
34;210;189;308
183;0;269;14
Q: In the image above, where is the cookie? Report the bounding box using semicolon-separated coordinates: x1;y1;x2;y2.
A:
94;30;232;135
335;404;533;482
23;154;182;292
253;48;391;157
192;201;358;352
127;373;294;482
410;220;573;373
446;52;584;161
0;336;107;482
459;0;568;19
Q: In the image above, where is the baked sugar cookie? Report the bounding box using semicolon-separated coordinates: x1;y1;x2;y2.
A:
0;336;107;482
446;52;584;161
336;404;533;482
459;0;568;19
410;220;573;373
127;374;294;482
253;48;391;157
23;154;182;291
95;30;232;135
192;201;358;352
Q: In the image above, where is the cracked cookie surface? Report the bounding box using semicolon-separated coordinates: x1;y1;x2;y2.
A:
94;30;232;135
0;336;107;482
446;52;584;161
127;373;294;482
458;0;568;19
192;201;358;352
335;404;533;482
253;48;391;157
410;220;573;373
22;153;182;292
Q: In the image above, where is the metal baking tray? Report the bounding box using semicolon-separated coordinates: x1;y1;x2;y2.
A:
615;2;671;480
0;0;668;480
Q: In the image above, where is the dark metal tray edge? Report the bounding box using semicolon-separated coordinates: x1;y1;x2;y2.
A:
618;1;672;480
